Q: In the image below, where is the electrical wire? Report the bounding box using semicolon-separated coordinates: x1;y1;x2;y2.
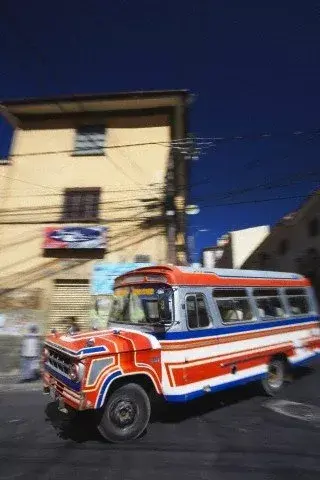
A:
7;140;173;158
1;192;318;224
107;155;143;187
0;169;317;218
199;193;317;210
0;172;164;195
194;171;320;204
0;126;318;159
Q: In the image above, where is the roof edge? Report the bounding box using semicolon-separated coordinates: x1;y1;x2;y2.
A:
0;89;191;107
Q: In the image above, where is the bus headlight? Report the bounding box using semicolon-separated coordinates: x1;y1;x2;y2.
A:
69;363;84;382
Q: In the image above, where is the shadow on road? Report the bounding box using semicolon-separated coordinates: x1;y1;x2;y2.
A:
44;383;259;443
45;403;105;443
150;382;260;424
291;365;314;381
44;366;314;443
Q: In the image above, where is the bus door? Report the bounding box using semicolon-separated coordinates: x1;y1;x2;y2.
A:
182;288;220;390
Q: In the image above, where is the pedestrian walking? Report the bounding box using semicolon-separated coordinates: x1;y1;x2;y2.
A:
20;324;41;382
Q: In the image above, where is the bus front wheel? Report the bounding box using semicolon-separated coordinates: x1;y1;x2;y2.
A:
261;358;288;396
97;383;151;443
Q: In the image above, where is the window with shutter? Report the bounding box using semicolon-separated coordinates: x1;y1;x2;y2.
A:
62;188;100;221
74;125;106;155
134;255;151;263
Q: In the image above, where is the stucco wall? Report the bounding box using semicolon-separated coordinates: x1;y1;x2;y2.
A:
0;113;171;293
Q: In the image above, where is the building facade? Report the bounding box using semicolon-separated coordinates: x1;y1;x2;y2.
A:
242;191;320;301
202;226;270;269
0;90;190;333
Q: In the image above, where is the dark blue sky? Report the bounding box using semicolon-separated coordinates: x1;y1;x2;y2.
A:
0;0;319;261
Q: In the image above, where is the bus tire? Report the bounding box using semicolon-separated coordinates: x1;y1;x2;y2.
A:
261;358;287;396
97;383;151;443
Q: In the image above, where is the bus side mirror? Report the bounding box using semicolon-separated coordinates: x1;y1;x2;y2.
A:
157;291;172;322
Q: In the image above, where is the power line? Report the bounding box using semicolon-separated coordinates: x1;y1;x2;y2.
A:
7;140;174;158
1;192;318;224
111;131;148;178
199;193;315;210
3;126;319;160
183;128;320;145
107;155;142;187
0;212;162;225
1;158;318;201
194;171;320;204
0;196;162;214
0;203;160;218
0;170;318;218
0;172;61;192
0;172;164;194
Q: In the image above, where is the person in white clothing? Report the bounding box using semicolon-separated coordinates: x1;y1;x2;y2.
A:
20;324;41;382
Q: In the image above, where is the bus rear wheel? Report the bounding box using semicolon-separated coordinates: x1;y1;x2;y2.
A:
261;358;288;396
97;383;151;443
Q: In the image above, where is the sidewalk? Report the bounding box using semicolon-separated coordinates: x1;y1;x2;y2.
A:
0;371;42;392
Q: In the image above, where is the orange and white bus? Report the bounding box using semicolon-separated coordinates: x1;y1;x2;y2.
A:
42;265;320;442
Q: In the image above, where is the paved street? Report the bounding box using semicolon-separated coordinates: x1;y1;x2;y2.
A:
0;361;319;480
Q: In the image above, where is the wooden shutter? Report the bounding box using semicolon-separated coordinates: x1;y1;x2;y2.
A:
74;126;105;155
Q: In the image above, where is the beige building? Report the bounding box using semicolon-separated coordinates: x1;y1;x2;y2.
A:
242;191;320;300
202;225;270;269
0;90;190;333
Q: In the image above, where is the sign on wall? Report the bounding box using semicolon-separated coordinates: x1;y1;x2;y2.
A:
91;262;153;295
44;226;107;249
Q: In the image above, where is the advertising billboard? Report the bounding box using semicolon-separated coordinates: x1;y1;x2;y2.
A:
43;226;107;249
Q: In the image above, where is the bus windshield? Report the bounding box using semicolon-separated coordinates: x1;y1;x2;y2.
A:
109;285;172;325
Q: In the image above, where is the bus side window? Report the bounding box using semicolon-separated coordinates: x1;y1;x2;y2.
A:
285;288;310;315
213;289;253;323
186;294;210;329
253;289;286;319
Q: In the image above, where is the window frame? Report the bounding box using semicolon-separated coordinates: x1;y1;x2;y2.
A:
73;125;106;157
185;292;212;330
62;187;101;222
213;287;256;325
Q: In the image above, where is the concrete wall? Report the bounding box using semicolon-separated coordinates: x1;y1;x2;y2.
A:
231;225;270;268
212;226;270;269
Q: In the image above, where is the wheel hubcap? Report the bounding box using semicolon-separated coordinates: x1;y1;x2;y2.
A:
110;399;137;428
268;364;283;389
